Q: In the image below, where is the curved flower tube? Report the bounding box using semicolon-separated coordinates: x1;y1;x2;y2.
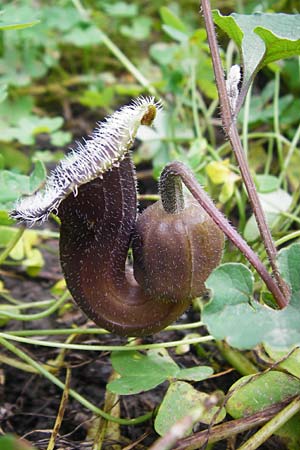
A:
11;98;224;336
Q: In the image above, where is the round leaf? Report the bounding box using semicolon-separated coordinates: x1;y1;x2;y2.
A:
155;381;226;436
108;349;179;395
203;243;300;350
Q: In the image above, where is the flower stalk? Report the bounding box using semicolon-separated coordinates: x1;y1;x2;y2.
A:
160;162;288;309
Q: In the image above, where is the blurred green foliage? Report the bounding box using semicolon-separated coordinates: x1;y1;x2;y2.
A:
1;2;300;447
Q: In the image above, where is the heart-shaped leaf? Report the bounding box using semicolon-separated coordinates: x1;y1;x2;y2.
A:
108;348;178;395
0;161;46;211
213;11;300;106
202;243;300;350
108;348;213;395
155;381;226;436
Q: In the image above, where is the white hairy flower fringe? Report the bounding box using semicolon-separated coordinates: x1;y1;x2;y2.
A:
11;97;160;226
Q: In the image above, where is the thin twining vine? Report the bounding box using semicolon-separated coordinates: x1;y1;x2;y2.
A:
0;332;214;352
6;321;204;337
0;290;69;321
0;336;153;426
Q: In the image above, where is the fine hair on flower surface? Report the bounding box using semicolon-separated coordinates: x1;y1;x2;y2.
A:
11;97;160;226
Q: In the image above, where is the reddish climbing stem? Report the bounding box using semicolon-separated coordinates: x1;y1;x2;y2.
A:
201;0;289;305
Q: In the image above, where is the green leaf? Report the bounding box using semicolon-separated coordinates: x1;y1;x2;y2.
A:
50;130;71;147
255;174;280;193
219;179;235;203
0;145;30;172
226;371;300;419
0;162;46;210
0;226;43;275
0;434;36;449
102;2;138;18
155;381;226;436
62;25;103;47
239;85;294;127
111;348;178;376
278;243;300;292
42;6;80;32
0;227;21;252
31;116;63;135
275;412;300;450
108;349;213;395
29;160;46;193
186;138;206;170
0;84;7;103
108;349;178;394
255;23;300;67
107;373;166;395
244;189;292;242
79;87;115;109
120;17;152;41
22;247;44;277
0;171;31;206
0;210;13;225
0;96;34;125
160;7;187;32
177;366;213;381
150;42;178;66
51;278;67;297
0;20;40;31
264;345;300;378
159;6;190;42
202;243;300;350
213;11;300;99
0;96;66;145
162;25;189;43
